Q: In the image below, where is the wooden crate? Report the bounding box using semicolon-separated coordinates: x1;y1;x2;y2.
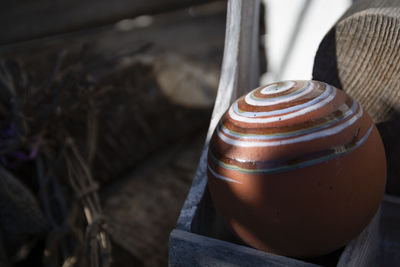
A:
169;0;400;266
170;196;399;266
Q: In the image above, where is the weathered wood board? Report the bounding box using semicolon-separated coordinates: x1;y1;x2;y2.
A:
0;0;222;45
176;0;261;233
378;195;400;266
169;229;319;267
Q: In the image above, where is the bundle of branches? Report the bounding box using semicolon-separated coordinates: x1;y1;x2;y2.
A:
0;40;213;266
0;51;111;267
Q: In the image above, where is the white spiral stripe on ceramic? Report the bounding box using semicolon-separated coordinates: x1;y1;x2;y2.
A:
233;84;333;118
244;81;314;106
222;100;357;140
207;164;242;184
212;125;373;177
260;81;296;95
219;105;363;147
229;86;337;124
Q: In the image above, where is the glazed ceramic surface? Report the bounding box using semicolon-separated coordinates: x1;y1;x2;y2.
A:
207;80;386;258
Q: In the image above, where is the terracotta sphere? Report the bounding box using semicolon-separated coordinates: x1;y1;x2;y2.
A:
207;80;386;258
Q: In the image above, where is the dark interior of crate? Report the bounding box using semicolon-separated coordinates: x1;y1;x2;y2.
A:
189;185;400;266
190;185;351;266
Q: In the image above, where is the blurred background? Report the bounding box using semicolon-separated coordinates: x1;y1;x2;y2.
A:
0;0;352;266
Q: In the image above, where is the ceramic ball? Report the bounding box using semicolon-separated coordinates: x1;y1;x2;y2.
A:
207;80;386;258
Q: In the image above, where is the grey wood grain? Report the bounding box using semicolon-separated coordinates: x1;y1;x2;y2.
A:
175;0;260;232
169;229;319;267
378;194;400;266
337;195;400;266
337;209;380;267
0;0;218;45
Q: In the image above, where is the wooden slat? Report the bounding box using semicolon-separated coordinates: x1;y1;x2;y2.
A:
175;0;260;232
337;209;380;267
0;3;227;58
0;0;219;45
169;229;319;267
378;195;400;266
337;194;400;266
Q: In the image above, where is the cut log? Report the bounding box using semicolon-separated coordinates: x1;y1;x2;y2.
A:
313;0;400;195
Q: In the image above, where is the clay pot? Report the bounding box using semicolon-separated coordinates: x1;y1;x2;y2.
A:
207;80;386;258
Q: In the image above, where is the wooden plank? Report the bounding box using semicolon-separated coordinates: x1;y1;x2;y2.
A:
378;195;400;266
175;0;260;232
337;209;380;267
169;229;319;267
313;0;400;195
0;3;227;59
337;194;400;266
0;0;220;45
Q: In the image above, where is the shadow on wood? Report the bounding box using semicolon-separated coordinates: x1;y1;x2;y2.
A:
312;28;342;90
